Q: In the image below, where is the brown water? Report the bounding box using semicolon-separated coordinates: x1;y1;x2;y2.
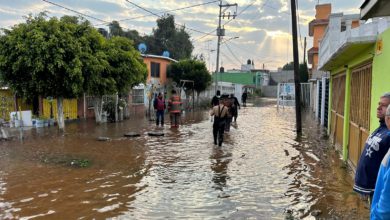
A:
0;99;369;219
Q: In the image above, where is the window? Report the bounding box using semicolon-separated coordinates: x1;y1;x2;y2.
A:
151;62;160;78
132;88;144;104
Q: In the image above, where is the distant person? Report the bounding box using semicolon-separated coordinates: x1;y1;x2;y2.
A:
224;94;233;132
230;94;240;122
153;92;165;126
211;90;221;107
354;92;390;203
168;90;182;128
371;105;390;219
241;90;248;107
210;95;228;146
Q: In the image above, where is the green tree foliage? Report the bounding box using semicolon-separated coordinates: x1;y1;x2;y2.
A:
299;62;309;82
0;14;85;100
281;61;309;82
106;15;193;60
0;13;147;126
105;36;147;94
282;61;294;70
152;14;193;60
168;59;211;94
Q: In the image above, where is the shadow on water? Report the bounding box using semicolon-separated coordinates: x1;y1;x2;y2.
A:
0;99;369;219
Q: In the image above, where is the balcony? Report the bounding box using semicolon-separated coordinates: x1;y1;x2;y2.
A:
318;14;390;71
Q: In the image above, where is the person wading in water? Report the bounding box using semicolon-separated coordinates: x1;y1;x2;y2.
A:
210;95;228;146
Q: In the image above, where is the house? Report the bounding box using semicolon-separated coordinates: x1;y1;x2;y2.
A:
129;54;177;115
318;9;390;168
308;4;361;128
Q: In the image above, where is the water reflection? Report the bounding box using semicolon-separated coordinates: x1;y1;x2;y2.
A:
0;100;370;219
210;147;232;192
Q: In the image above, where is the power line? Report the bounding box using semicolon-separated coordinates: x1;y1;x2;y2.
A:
42;0;108;24
223;0;257;27
195;0;255;43
125;0;214;36
224;42;242;64
220;50;241;67
103;0;219;25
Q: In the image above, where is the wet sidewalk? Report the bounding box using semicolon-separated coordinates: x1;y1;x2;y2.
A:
0;98;369;219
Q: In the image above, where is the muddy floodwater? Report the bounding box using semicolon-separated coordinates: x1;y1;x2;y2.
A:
0;99;369;219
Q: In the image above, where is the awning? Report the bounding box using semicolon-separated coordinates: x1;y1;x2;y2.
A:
360;0;390;20
319;36;376;71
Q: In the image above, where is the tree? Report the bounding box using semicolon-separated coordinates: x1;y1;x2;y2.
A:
108;21;124;37
82;36;147;123
97;28;108;38
0;14;86;129
282;61;294;70
0;14;148;127
299;62;309;82
281;61;308;82
168;59;211;102
151;14;193;60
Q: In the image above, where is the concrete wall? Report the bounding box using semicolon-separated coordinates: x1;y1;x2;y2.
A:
261;86;278;97
269;70;294;85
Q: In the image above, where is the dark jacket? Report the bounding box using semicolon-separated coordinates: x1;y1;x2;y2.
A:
211;95;220;107
353;121;390;195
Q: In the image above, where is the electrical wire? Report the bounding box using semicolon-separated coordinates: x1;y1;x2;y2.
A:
224;42;242;64
100;0;219;25
42;0;108;24
125;0;214;36
220;50;241;67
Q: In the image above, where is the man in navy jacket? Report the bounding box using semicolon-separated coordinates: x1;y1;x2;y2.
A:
371;104;390;219
354;92;390;202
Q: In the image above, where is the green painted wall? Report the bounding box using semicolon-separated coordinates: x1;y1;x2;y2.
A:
371;28;390;132
213;72;258;85
328;43;375;161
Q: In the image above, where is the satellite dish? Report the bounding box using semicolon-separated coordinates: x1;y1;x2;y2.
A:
138;43;147;54
162;51;170;57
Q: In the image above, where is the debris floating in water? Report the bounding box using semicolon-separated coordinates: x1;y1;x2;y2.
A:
147;131;164;137
97;137;111;141
124;132;140;137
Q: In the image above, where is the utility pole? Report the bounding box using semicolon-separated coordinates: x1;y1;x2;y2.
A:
215;0;238;93
291;0;302;134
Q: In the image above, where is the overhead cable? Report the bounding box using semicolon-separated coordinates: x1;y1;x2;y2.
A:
125;0;213;36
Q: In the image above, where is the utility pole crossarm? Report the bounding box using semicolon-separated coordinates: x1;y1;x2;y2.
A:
215;0;238;93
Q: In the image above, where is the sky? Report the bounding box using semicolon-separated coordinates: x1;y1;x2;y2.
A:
0;0;363;71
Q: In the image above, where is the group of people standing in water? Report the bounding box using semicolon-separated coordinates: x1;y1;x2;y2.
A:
210;90;245;146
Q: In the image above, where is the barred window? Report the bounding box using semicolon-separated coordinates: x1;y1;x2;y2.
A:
132;89;144;104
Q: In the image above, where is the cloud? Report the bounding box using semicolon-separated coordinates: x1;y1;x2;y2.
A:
0;0;364;70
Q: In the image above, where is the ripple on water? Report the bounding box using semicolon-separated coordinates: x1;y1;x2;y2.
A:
0;101;369;219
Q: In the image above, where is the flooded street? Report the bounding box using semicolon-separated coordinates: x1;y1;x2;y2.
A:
0;99;369;219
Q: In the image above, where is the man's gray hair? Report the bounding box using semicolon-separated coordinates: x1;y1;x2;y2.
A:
387;105;390;116
381;92;390;100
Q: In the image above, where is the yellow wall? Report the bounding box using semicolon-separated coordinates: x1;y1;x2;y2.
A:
0;90;32;120
43;98;78;120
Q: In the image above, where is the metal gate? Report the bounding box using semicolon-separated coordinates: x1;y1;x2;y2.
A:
348;62;372;167
330;73;346;150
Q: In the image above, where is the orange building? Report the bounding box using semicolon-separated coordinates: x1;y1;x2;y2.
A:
141;54;177;86
308;4;331;75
